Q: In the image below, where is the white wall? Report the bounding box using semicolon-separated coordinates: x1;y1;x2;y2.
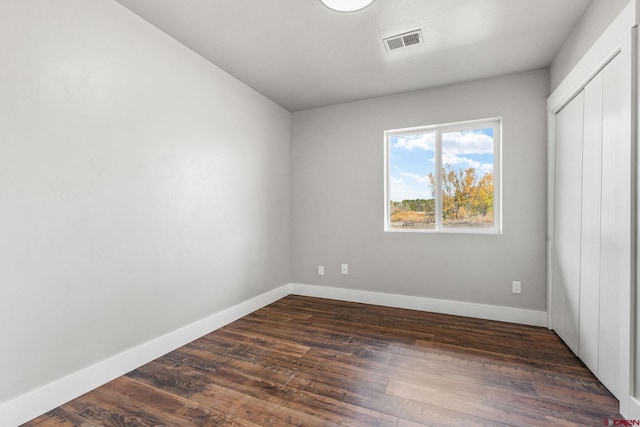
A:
0;0;290;406
291;70;549;312
550;0;631;91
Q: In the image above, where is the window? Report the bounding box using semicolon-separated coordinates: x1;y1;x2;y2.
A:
385;118;501;233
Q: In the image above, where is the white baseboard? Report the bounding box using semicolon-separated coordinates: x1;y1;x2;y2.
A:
0;284;291;427
1;282;548;426
289;283;548;327
625;396;640;421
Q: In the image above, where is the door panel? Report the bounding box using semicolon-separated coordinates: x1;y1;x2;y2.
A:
579;72;603;374
598;52;631;401
552;91;584;355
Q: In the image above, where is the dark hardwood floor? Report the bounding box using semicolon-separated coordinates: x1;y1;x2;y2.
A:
23;295;621;426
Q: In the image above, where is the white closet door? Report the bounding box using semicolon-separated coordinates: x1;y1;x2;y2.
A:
579;72;603;375
598;51;631;402
552;91;584;355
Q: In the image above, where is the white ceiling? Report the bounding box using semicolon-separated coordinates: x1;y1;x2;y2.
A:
114;0;592;112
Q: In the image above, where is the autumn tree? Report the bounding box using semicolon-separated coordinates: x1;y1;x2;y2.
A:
428;165;493;222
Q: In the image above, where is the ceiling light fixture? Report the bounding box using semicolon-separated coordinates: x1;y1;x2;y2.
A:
319;0;375;13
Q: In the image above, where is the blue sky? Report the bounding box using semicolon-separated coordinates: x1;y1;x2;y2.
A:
389;128;494;202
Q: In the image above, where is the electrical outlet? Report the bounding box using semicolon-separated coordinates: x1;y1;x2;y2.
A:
512;281;522;294
318;266;324;276
341;264;349;275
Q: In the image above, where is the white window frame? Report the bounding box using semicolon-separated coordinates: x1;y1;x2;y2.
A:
384;117;502;234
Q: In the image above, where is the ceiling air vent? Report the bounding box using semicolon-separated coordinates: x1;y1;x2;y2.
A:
383;29;423;52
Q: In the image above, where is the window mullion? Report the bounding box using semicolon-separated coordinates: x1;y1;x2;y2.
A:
435;130;443;230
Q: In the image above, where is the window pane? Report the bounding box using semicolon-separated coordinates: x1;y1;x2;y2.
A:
388;132;436;230
441;128;494;229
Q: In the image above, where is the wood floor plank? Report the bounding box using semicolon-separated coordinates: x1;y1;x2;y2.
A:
381;394;513;427
21;407;97;427
534;382;620;413
484;386;620;425
61;388;178;427
398;419;431;427
190;382;341;426
278;385;399;427
385;379;580;427
96;376;257;427
23;295;622;427
284;369;391;412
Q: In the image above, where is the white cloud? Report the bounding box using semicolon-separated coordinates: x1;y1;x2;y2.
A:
389;176;404;186
480;163;494;172
441;154;494;173
442;131;493;154
442;152;479;167
393;133;435;151
400;171;430;184
393;130;492;155
393;131;494;160
389;173;431;201
440;131;495;172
